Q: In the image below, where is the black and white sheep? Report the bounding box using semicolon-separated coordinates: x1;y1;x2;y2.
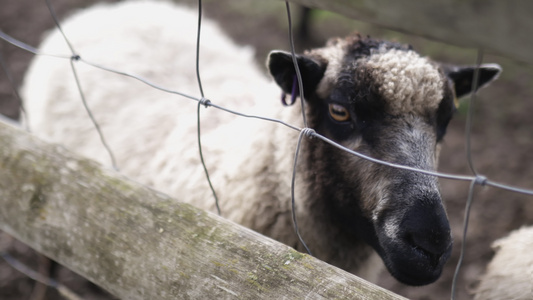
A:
474;226;533;300
22;0;502;286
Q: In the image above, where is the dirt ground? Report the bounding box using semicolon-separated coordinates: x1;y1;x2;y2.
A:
1;0;532;299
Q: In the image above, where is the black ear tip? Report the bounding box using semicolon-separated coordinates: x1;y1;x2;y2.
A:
266;50;297;93
478;63;502;84
267;50;291;64
268;50;289;58
448;63;503;98
481;63;502;71
267;50;281;61
267;51;291;74
481;63;502;78
267;50;326;96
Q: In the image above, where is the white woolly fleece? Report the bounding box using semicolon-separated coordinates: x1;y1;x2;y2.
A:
21;0;387;283
474;226;533;300
22;0;283;222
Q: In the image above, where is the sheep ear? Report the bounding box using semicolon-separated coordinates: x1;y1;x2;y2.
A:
267;50;326;98
445;64;502;98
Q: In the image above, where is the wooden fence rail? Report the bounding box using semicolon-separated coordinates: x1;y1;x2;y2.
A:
0;120;406;299
280;0;533;63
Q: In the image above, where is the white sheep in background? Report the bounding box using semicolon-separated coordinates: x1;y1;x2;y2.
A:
22;0;501;285
474;226;533;300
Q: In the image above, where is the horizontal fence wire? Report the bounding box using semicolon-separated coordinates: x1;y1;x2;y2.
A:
4;22;526;191
1;1;533;299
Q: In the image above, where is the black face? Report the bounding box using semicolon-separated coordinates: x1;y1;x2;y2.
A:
304;75;454;285
267;35;501;286
435;79;458;142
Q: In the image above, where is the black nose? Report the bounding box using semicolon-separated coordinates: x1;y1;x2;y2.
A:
401;195;452;263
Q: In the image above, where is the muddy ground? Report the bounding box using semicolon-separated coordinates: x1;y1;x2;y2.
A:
1;0;532;299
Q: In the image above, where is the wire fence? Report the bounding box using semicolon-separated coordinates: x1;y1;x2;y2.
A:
1;0;532;299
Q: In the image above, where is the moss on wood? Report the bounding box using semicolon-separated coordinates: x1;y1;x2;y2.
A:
0;120;406;299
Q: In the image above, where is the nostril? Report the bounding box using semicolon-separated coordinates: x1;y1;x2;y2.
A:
409;244;440;267
406;231;452;263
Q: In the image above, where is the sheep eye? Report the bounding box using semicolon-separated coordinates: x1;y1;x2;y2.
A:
328;103;350;122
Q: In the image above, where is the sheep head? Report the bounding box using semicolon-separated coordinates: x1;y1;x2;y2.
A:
267;35;501;286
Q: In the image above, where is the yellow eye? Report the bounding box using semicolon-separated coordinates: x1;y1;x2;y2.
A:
328;103;350;122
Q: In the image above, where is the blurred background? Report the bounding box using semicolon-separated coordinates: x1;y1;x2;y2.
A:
1;0;532;299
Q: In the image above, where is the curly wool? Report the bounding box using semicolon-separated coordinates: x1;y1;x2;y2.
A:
474;226;533;300
365;48;444;115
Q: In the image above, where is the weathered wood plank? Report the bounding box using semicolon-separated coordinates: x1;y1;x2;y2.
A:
282;0;533;63
0;120;406;299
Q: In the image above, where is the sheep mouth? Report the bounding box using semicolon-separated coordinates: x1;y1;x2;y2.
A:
380;238;452;286
410;239;451;268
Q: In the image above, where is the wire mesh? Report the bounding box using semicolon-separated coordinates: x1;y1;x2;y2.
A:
1;0;532;299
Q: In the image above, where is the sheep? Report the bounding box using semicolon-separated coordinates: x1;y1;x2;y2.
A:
21;0;502;286
474;226;533;300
